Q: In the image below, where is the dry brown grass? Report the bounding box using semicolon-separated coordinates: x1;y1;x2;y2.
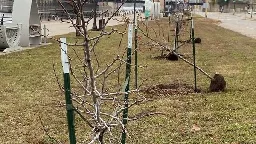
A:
0;16;256;143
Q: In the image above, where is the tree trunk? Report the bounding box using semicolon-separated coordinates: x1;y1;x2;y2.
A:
76;16;81;36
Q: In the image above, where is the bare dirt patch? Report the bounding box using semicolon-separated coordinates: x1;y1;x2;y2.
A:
141;82;200;96
153;54;168;60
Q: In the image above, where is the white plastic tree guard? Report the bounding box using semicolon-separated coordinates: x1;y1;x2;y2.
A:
0;23;22;52
12;0;41;47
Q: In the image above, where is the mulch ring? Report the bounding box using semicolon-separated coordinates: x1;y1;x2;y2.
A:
141;82;200;97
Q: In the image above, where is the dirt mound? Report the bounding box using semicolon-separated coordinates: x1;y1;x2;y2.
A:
142;82;199;96
209;74;226;92
166;53;179;61
194;38;201;43
153;52;193;61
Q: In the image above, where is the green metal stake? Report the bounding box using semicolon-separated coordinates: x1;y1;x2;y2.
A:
121;24;133;144
174;22;177;52
146;17;149;37
191;18;197;92
60;38;76;144
133;0;136;22
189;13;193;41
134;12;138;89
173;21;179;53
173;21;178;52
168;15;171;42
176;21;179;52
189;18;192;41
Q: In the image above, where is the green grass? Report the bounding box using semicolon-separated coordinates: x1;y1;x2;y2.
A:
0;17;256;143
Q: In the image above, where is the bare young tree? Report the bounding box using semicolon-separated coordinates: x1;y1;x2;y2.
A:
137;12;191;56
53;0;162;143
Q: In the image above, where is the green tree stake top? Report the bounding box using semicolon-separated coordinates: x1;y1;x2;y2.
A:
121;24;133;144
60;38;76;144
191;18;197;92
134;10;138;89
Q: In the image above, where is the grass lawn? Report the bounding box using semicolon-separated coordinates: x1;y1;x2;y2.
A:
0;16;256;143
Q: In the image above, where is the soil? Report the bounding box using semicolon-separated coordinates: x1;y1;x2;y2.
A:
153;53;192;61
209;74;226;92
142;82;200;96
153;54;168;60
166;52;179;61
194;38;201;43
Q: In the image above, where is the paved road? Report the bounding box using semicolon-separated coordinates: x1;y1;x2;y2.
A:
196;12;256;39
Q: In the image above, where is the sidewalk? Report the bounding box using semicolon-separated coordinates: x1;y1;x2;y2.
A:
0;15;134;55
195;12;256;39
41;15;134;37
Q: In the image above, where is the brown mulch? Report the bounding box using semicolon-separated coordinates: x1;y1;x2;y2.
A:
141;82;200;96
